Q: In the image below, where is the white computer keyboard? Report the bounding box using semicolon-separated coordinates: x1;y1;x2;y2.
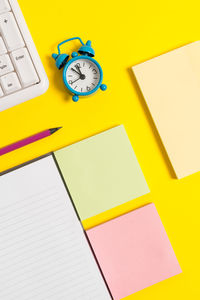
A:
0;0;48;112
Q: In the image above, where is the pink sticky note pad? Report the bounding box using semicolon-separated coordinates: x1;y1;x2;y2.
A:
87;203;182;299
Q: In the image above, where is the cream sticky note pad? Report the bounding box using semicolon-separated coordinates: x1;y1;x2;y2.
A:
87;203;182;299
55;125;149;220
133;41;200;179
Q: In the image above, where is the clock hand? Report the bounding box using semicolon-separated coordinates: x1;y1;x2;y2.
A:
71;77;81;84
75;65;83;75
71;68;81;75
71;67;85;81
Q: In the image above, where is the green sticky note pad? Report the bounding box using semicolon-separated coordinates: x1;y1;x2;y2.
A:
55;125;149;220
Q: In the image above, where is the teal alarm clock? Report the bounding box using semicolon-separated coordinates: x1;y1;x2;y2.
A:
52;37;107;102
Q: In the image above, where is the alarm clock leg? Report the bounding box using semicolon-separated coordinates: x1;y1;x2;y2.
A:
72;95;79;102
100;84;107;91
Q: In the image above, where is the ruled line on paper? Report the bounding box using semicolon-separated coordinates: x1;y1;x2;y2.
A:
0;156;111;300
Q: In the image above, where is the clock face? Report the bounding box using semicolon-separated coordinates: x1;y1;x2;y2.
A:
65;58;101;94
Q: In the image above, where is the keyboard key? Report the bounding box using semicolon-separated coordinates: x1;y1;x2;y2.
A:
0;12;25;51
0;85;4;97
0;53;13;75
0;0;10;14
0;37;7;54
1;72;21;94
11;48;39;87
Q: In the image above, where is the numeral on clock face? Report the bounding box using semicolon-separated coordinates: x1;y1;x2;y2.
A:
75;63;80;68
65;58;101;94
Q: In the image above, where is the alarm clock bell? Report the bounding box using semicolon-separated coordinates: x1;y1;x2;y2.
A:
52;53;69;70
78;40;95;57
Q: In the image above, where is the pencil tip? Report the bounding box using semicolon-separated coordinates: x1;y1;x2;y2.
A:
50;127;63;134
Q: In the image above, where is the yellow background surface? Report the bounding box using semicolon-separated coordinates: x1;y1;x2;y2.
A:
0;0;199;298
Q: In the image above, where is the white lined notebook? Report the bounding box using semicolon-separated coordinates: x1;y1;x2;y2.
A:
0;155;111;300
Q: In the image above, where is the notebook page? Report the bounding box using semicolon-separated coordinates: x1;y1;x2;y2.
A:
0;155;111;300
